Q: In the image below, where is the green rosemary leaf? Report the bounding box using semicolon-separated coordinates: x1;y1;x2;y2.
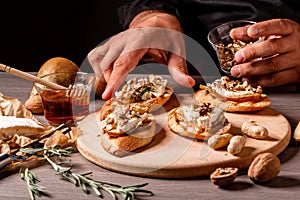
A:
62;172;77;185
139;86;151;97
123;182;149;189
45;146;76;157
124;192;135;200
74;173;89;194
90;182;103;197
19;146;154;200
131;188;154;194
19;168;47;200
44;154;71;174
103;187;117;200
19;168;25;179
95;180;121;188
19;147;45;155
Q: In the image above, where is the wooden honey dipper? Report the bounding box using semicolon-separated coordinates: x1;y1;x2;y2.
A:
0;63;68;90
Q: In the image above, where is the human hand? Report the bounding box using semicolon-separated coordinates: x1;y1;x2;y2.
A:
88;11;195;100
229;19;300;87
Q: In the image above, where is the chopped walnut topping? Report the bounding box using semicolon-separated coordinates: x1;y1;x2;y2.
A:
101;103;154;136
217;39;253;72
207;76;263;98
115;74;168;103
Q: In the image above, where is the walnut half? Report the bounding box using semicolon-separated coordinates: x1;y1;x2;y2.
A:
210;167;238;187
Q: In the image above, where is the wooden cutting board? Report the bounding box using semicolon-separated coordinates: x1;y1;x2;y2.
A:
76;94;291;178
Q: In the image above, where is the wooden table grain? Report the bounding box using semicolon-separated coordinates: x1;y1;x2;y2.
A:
0;72;299;200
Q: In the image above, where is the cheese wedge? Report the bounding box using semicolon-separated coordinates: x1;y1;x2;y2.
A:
0;116;44;141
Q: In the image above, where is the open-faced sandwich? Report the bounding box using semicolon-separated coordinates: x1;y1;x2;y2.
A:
98;75;174;157
167;102;231;140
100;74;173;120
194;76;271;112
100;102;156;157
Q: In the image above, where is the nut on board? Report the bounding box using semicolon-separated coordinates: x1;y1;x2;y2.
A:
227;135;246;155
207;133;233;150
210;167;238;187
294;121;300;142
248;152;281;183
241;120;268;139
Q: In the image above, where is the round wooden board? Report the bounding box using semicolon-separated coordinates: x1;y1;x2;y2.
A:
76;94;291;178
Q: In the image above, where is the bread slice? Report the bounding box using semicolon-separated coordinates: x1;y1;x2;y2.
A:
167;103;231;140
100;75;173;120
194;89;271;112
0;116;45;141
195;76;271;112
100;86;173;120
100;120;156;157
99;102;156;157
99;75;173;156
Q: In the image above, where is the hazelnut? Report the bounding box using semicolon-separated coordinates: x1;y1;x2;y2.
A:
210;167;238;187
248;152;281;183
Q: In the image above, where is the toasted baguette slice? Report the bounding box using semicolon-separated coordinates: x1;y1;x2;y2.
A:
100;86;173;121
194;89;271;112
100;120;156;157
195;76;271;112
167;103;231;140
202;76;267;102
100;75;173;120
0;116;45;141
100;102;157;157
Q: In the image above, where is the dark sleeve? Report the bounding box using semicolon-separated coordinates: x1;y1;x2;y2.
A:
117;0;180;29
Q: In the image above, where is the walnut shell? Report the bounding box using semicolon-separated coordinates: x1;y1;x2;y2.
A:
248;152;281;183
210;167;238;187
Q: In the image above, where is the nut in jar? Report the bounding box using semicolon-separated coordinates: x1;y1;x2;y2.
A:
208;20;264;74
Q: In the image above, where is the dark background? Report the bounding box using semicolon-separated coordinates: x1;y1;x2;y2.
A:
0;0;123;71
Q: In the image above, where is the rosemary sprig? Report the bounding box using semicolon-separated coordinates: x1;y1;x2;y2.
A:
19;146;76;157
19;146;154;200
44;153;153;199
19;168;47;200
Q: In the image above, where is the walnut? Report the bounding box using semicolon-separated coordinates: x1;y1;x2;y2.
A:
210;167;238;187
248;152;281;183
217;39;252;72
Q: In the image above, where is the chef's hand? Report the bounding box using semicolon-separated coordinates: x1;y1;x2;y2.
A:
230;19;300;87
88;11;195;100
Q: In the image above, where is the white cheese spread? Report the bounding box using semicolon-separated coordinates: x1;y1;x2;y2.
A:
207;76;262;98
101;103;154;134
115;74;168;103
176;103;226;134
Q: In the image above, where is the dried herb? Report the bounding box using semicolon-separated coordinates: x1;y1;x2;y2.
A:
19;146;154;200
19;168;47;200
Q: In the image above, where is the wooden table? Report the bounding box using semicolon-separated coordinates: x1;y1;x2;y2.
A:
0;72;299;200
